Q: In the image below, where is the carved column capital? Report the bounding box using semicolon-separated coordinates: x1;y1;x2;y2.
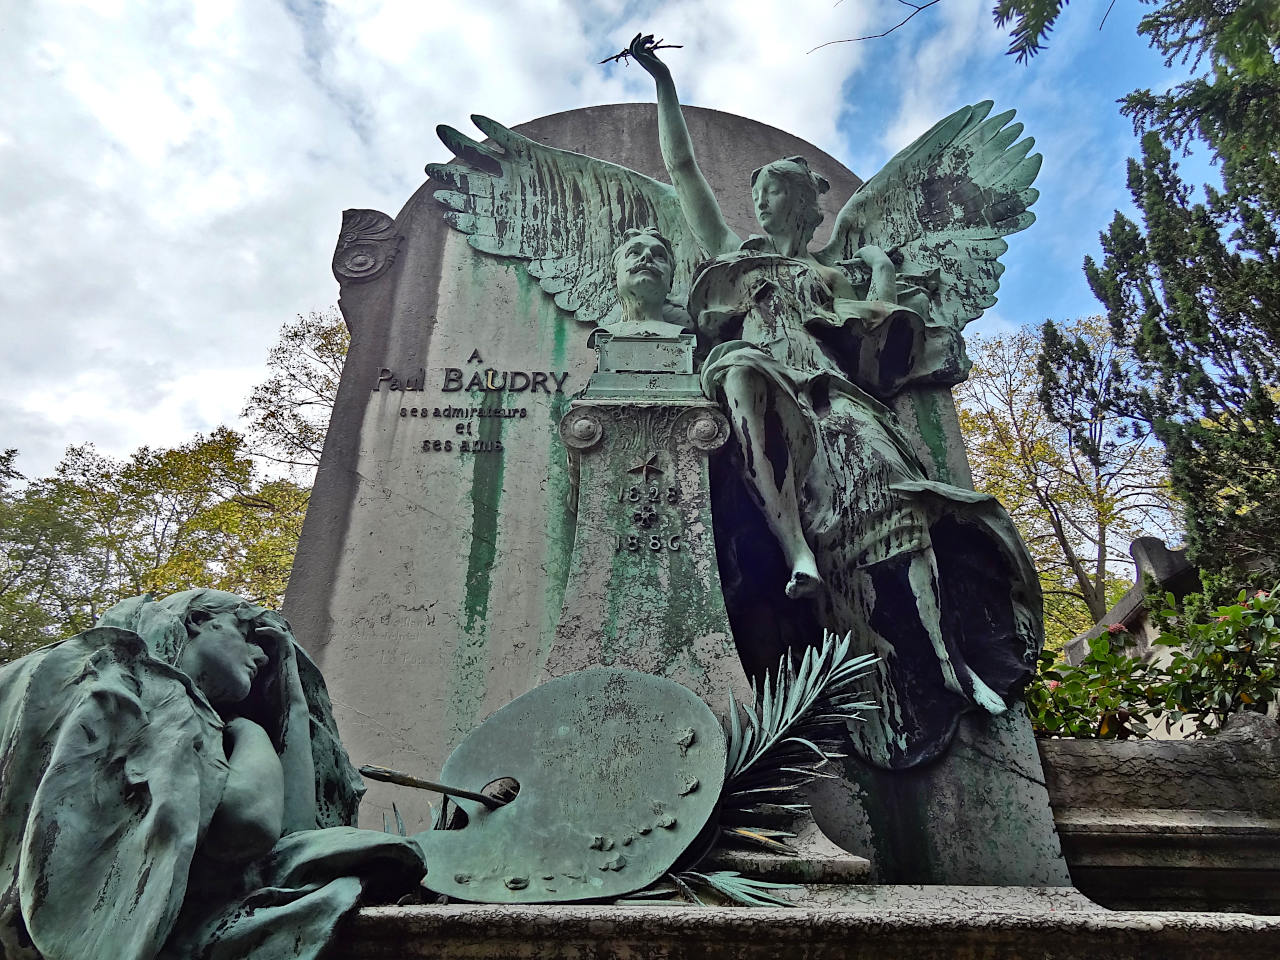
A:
559;402;729;461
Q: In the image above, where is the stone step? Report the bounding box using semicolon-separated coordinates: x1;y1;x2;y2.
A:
337;897;1280;959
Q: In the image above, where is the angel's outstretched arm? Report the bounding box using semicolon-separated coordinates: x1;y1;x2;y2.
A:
629;34;738;257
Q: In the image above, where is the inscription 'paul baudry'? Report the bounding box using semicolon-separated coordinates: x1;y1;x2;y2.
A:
372;348;570;395
373;349;573;455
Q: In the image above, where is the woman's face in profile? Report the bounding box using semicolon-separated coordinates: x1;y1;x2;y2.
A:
753;169;793;234
179;611;269;706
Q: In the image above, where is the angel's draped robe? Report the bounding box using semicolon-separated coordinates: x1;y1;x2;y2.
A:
692;245;1043;769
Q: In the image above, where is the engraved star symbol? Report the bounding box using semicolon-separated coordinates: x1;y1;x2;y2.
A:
627;453;664;483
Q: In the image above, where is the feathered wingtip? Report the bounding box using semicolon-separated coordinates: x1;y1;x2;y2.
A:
427;122;504;178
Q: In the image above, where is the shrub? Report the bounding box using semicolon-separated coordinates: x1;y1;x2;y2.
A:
1025;586;1280;737
1025;633;1163;738
1150;587;1280;735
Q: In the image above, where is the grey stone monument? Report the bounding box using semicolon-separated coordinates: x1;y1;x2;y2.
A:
287;68;1068;885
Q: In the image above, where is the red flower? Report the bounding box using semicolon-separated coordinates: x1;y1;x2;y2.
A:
1107;623;1126;634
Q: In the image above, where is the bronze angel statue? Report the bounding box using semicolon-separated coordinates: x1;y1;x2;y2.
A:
425;35;1045;770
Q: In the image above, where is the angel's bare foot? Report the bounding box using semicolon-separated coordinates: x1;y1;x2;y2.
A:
785;571;822;599
785;555;822;599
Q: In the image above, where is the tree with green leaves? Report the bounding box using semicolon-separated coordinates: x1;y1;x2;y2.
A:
831;0;1277;65
1068;0;1280;590
0;450;91;660
0;432;310;663
242;308;349;473
956;319;1180;650
0;308;347;661
996;0;1278;64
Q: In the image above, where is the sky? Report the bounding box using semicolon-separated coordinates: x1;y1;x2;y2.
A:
0;0;1207;479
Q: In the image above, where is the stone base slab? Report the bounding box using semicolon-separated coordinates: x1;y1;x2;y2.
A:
338;896;1280;959
1040;735;1280;913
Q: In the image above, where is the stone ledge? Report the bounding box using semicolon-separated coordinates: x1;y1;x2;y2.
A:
1040;737;1280;911
1055;809;1280;835
337;901;1280;959
1057;811;1280;847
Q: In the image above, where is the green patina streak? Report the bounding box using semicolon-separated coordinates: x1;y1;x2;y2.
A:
660;566;691;679
663;535;708;683
601;547;625;666
597;461;723;680
449;400;505;738
462;404;505;634
448;251;507;736
911;389;954;484
530;270;577;672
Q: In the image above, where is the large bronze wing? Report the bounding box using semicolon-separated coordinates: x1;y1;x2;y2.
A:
426;116;701;328
816;102;1041;330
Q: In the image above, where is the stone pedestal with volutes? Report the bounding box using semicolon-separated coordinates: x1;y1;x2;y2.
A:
546;393;751;711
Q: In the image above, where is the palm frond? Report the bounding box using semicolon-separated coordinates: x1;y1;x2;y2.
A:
722;630;877;810
670;872;703;905
677;871;797;907
618;881;681;902
393;802;407;837
382;802;409;836
722;826;798;852
628;632;878;908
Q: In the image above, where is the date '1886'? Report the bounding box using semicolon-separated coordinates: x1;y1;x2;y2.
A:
617;534;682;553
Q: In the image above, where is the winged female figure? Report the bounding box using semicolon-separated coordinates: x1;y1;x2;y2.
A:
426;36;1045;769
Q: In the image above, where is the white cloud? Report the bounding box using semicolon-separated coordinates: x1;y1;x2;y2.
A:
0;0;1182;478
876;0;1009;156
0;0;885;478
607;0;875;150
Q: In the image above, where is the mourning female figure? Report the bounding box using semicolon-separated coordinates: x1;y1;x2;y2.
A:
0;590;425;960
628;35;1044;768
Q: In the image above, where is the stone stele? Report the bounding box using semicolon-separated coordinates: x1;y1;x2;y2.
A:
285;103;861;835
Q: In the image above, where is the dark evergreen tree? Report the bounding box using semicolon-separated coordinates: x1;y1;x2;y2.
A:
1047;0;1280;587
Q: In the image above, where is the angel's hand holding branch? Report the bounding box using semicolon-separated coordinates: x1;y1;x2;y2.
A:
628;32;738;257
628;33;673;83
852;244;898;303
